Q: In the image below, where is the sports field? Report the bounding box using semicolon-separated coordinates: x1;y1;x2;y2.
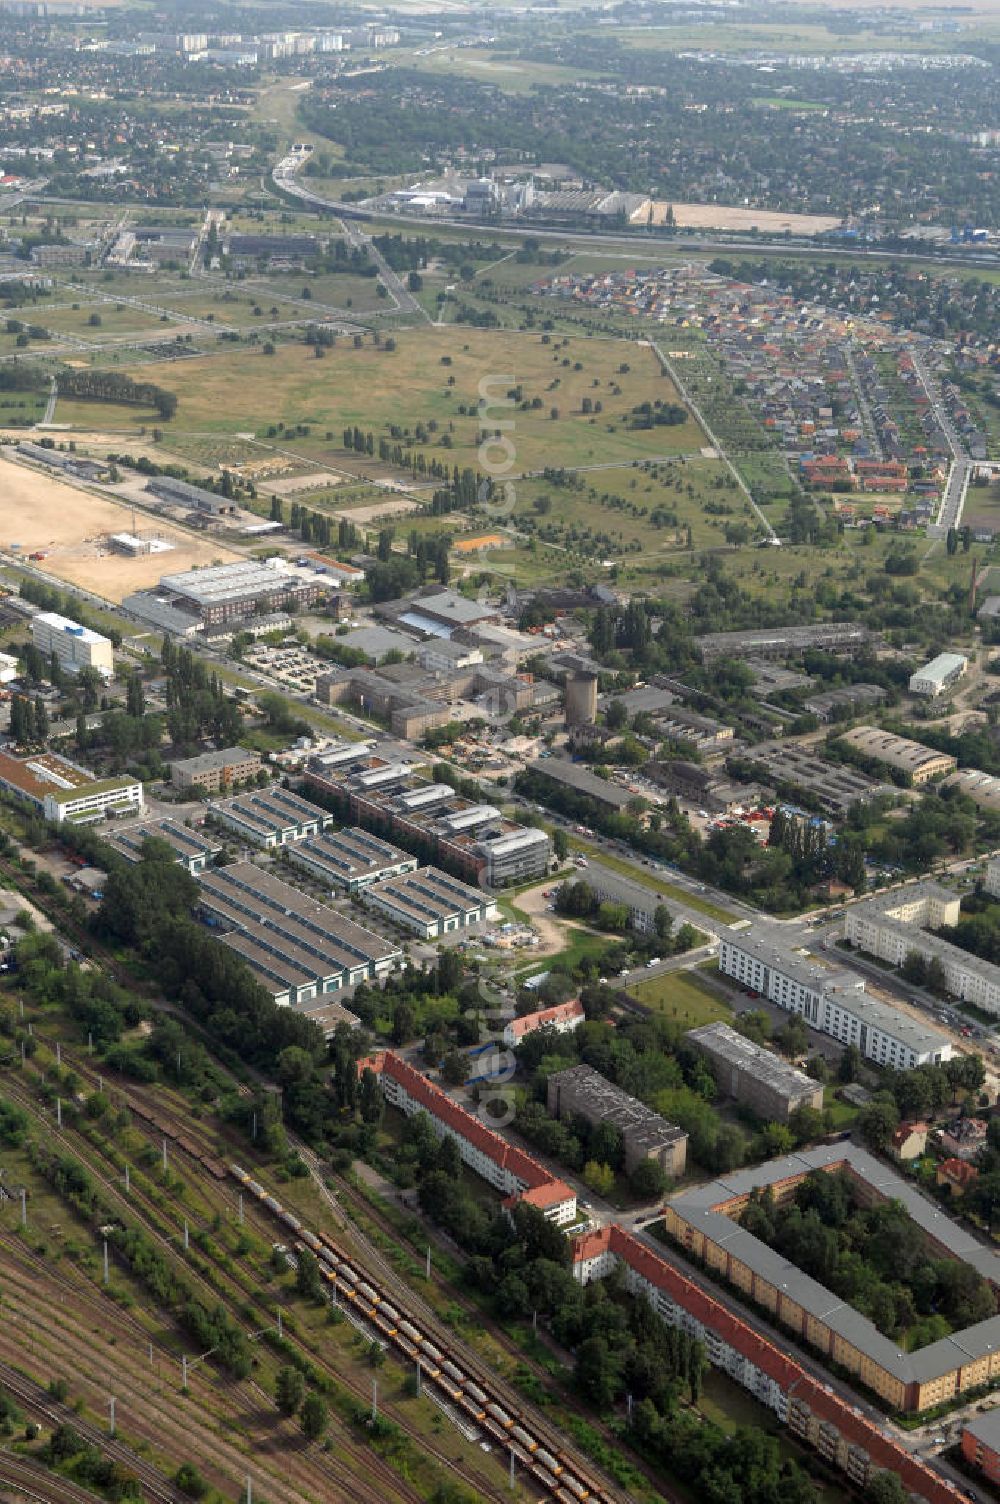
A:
0;454;239;601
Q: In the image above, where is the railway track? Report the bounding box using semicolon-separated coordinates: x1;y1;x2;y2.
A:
0;1450;120;1504
0;1060;515;1503
236;1164;621;1504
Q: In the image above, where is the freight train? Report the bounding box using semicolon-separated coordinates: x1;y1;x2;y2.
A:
231;1164;615;1504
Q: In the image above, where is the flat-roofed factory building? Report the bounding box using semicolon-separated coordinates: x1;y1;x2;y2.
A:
687;1022;824;1122
107;817;222;874
196;861;401;1005
286;826;418;894
156;558;328;626
209;787;333;848
361;866;499;939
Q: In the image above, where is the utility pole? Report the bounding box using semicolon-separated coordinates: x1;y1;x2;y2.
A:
162;1138;168;1171
276;1310;282;1340
509;1448;515;1490
183;1220;189;1251
109;1397;115;1438
103;1239;109;1285
181;1355;188;1389
56;1097;62;1129
20;1188;26;1227
371;1378;377;1424
124;1164;130;1193
415;1361;421;1396
55;1041;61;1065
425;1246;431;1280
238;1192;244;1226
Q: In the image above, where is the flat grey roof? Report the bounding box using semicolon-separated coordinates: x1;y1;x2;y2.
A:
669;1143;1000;1386
529;758;637;810
687;1021;820;1102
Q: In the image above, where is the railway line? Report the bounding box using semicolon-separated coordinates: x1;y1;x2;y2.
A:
234;1164;622;1504
0;1451;111;1504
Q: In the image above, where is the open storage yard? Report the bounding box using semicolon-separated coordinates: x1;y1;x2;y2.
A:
0;453;239;601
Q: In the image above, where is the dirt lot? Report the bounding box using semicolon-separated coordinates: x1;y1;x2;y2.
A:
0;453;240;601
332;494;422;525
650;201;842;235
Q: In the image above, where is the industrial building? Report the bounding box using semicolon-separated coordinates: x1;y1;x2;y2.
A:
695;624;870;663
361;866;499;939
718;926;953;1068
737;742;891;817
169;746;262;794
107;817;221;874
305;751;550;887
502;998;585;1049
31;611;114;679
209;787;333;848
662;1143;1000;1413
525;757;639;812
802;684;886;722
649;760;770;815
846;883;1000;1016
909;651;968;698
286;826;418;894
838;727;957;785
686;1022;824;1122
17;440;111;485
944;768;1000;812
156;559;329;626
0;749;143;825
571;1224;964;1504
196;861;400;1005
144;475;238;516
547;1064;688;1177
359;1050;577;1225
315;656;548;742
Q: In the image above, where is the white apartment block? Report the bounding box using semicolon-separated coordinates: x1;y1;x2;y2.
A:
32;611;114;678
846;882;1000;1016
718;928;953;1069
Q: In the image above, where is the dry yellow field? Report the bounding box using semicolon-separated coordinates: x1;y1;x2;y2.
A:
0;454;240;602
651;202;842;235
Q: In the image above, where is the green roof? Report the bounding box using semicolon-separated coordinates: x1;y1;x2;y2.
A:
49;776;140;805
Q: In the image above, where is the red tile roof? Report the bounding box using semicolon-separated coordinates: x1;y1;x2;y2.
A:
359;1051;575;1208
507;999;584;1041
569;1227;970;1504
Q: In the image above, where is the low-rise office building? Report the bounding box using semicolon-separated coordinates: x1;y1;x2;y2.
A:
838;727;957;785
359;1050;577;1225
32;611;114;678
687;1022;824;1121
107;817;221;874
909;652;968;698
210;787;332;848
286;826;418;894
362;866;498;939
547;1064;688;1177
197;861;400;1005
846;882;1000;1016
169;747;262;794
0;749;143;825
719;926;953;1069
567;861;680;935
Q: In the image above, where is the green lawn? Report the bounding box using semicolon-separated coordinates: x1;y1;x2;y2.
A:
628;969;731;1027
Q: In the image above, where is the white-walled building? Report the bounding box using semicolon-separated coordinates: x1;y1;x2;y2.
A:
718;926;953;1068
503;998;585;1048
909;652;968;698
359;1051;577;1225
846;882;1000;1017
32;611;114;678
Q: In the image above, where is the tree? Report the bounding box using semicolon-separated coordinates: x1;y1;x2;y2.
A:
300;1392;328;1443
629;1158;668;1201
275;1365;305;1416
440;1048;466;1087
296;1248;323;1302
126;672;144;719
583;1160;615;1197
866;1471;909;1504
553;828;569;862
859;1096;900;1154
839;1043;863;1084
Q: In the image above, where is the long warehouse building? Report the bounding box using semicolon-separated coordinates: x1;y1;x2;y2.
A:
286;826;418;894
210;787;333;849
197;861;400;1005
362;866;498;938
718;926;953;1069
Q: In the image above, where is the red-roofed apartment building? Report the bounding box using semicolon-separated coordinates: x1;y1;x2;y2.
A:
359;1051;577;1226
501;999;585;1049
571;1225;971;1504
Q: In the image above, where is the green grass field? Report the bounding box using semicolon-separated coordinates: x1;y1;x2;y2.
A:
83;328;701;476
628;969;731;1027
